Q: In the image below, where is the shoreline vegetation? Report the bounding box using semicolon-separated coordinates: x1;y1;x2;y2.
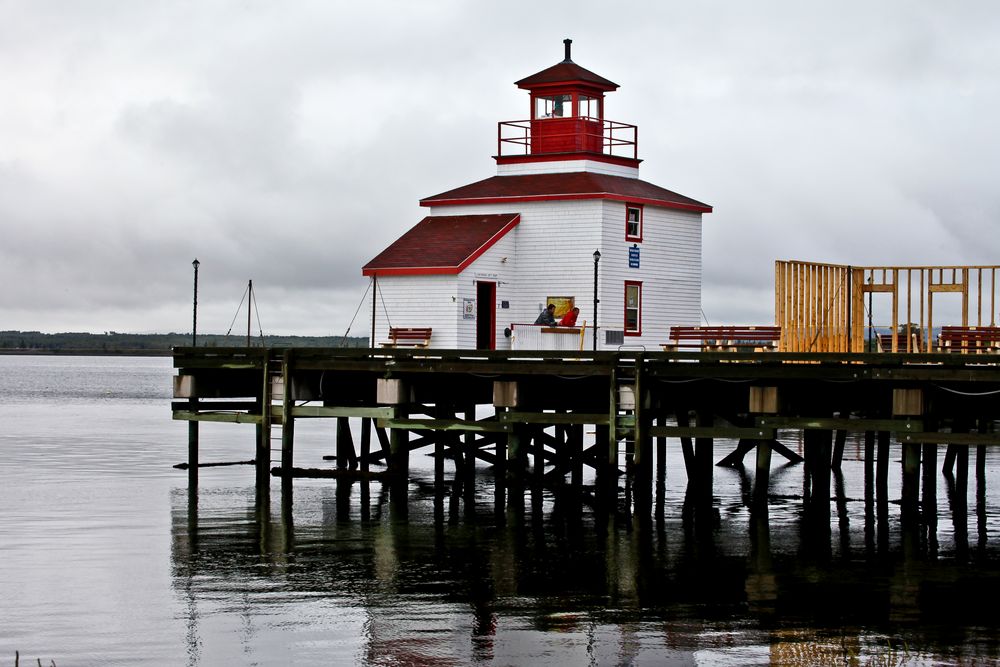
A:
0;330;368;356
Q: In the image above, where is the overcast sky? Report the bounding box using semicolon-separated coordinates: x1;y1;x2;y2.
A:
2;1;998;336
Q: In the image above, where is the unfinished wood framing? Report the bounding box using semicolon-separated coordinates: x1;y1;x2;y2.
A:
776;261;1000;352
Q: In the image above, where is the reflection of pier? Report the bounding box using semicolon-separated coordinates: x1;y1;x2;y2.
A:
170;450;999;664
172;347;997;522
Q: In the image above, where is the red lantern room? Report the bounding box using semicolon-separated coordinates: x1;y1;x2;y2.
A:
497;39;639;169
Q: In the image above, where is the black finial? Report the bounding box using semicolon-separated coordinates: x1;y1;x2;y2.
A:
563;38;573;62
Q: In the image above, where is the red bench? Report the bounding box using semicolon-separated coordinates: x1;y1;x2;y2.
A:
662;326;781;352
380;327;433;348
938;326;1000;353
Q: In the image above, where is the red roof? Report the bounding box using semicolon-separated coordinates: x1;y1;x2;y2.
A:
515;61;618;91
420;173;712;213
363;214;520;276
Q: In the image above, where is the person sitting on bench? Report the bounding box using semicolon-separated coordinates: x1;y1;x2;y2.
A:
558;307;580;326
534;304;557;326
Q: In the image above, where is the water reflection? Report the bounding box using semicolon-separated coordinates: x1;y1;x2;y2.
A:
173;469;1000;666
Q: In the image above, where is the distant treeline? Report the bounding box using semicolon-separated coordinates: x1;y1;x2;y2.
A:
0;330;369;355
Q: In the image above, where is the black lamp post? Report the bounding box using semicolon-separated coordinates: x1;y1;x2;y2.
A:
593;249;601;351
192;258;200;347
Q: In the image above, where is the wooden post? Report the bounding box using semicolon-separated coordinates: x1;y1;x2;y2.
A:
633;358;652;507
876;431;890;503
676;409;696;481
604;367;619;499
389;406;409;479
255;355;271;488
280;349;295;479
922;442;938;530
494;419;507;516
336;416;357;470
463;406;476;503
804;429;832;505
694;412;714;498
832;429;847;470
187;403;199;486
863;431;875;503
753;438;772;505
360;417;371;473
893;388;923;516
571;423;583;489
655;415;666;486
901;442;921;518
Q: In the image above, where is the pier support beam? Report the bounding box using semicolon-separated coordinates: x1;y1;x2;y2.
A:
255;357;271;488
753;439;772;505
280;350;295;479
893;388;923;519
187;399;199;486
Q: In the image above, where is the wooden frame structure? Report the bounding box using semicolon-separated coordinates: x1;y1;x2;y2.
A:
776;261;1000;353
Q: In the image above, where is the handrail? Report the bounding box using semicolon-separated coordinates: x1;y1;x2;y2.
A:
497;117;638;159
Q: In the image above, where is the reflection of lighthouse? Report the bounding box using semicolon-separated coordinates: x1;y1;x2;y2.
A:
364;39;711;351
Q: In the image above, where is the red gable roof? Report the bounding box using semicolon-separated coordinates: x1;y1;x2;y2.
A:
363;214;520;276
420;173;712;213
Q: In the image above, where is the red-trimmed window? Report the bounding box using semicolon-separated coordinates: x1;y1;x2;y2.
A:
624;281;642;336
625;204;643;242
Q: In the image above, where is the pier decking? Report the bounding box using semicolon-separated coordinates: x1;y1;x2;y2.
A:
173;347;1000;515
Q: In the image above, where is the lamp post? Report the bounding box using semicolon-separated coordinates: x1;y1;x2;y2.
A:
192;258;200;347
593;249;601;351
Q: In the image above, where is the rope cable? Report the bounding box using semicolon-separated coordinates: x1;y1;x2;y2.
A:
378;281;393;329
251;286;265;343
339;278;372;346
224;283;250;338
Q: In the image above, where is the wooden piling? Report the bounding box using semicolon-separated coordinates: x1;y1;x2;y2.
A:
280;350;295;479
753;438;772;505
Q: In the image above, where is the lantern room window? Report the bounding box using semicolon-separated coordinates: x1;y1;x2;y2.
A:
625;204;643;242
535;94;572;119
624;281;642;335
579;95;600;119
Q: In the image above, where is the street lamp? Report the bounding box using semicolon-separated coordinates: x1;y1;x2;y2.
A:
192;258;200;347
593;249;601;351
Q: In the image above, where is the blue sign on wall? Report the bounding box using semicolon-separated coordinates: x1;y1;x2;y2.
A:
628;244;640;269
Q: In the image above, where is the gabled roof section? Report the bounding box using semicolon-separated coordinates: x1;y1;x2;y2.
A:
420;173;712;213
363;214;520;276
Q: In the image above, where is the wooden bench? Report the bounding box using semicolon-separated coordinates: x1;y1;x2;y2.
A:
380;327;432;348
662;325;781;352
876;331;922;353
938;326;1000;353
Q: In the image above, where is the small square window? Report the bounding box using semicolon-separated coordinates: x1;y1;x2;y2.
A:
625;205;643;242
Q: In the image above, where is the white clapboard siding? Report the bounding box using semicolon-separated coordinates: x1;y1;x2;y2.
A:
455;233;516;350
600;201;703;348
372;274;458;348
413;195;703;350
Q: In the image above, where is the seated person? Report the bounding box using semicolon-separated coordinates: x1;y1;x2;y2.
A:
534;304;557;326
558;307;580;326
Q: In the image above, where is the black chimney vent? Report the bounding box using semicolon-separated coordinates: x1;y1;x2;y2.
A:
563;38;573;62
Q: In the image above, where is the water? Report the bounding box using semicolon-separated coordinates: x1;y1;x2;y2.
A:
1;355;999;666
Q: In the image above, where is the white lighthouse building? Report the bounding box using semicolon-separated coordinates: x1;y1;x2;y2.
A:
363;40;711;351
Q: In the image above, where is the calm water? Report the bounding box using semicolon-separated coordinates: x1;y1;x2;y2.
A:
1;355;1000;666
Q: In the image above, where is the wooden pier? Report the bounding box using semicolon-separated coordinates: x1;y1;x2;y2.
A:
172;347;1000;517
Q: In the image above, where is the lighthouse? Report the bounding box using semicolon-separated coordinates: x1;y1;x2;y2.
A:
363;40;712;350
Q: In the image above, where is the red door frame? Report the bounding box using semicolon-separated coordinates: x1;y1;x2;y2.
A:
476;281;497;350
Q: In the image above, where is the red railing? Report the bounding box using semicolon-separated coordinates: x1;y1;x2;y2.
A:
497;117;638;160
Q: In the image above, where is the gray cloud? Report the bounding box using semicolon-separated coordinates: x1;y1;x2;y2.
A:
1;1;998;334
